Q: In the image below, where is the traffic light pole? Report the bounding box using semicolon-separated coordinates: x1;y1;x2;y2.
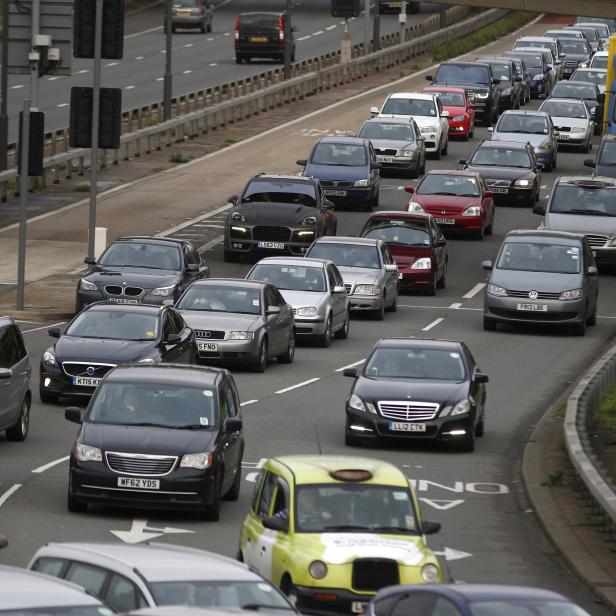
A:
87;0;104;260
164;0;172;120
16;100;30;311
0;0;9;171
283;0;292;80
30;0;40;110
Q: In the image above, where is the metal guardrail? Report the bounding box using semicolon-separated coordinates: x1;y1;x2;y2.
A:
0;5;503;201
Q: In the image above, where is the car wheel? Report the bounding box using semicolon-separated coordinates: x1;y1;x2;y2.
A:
281;575;298;607
39;386;58;404
436;261;447;289
235;55;244;64
319;316;332;348
200;23;206;33
386;290;398;312
551;154;557;171
433;145;442;160
475;222;485;241
200;473;222;521
485;212;494;235
6;396;30;441
483;316;497;331
587;300;597;326
373;298;386;320
420;155;426;175
279;331;296;362
67;488;88;513
207;21;212;33
335;310;350;339
410;159;420;179
425;276;437;296
252;339;268;373
223;249;240;262
469;124;475;138
223;451;243;501
372;190;380;210
441;137;448;156
475;410;485;437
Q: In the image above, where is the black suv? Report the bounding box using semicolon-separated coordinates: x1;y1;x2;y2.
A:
65;363;244;520
426;61;501;126
475;57;524;111
76;237;209;313
224;174;337;262
234;12;296;64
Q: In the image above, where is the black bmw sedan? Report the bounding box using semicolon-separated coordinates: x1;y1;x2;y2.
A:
65;364;244;521
343;338;488;452
40;303;196;404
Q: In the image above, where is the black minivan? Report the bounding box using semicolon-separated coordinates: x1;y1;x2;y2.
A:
234;12;296;64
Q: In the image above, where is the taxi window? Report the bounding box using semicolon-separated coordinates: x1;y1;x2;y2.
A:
257;472;278;518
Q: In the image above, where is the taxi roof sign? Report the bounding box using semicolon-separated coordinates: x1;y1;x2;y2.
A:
329;469;373;482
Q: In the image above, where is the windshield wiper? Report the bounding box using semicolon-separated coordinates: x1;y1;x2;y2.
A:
431;191;460;196
241;605;292;612
370;526;417;534
560;208;616;216
123;422;173;428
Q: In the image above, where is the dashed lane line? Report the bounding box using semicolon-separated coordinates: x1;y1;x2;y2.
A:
240;400;258;407
21;321;66;334
32;456;69;474
275;377;320;394
422;317;444;331
0;484;22;508
462;283;485;299
335;359;365;372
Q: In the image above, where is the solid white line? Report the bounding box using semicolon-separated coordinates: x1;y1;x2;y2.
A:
335;359;365;372
57;103;69;108
326;25;337;31
275;378;320;394
125;85;136;90
77;69;89;74
422;318;444;331
183;70;193;74
158;204;230;236
463;283;485;299
240;400;258;407
449;302;462;309
156;77;164;81
184;43;193;48
14;319;40;324
0;484;21;508
32;456;69;474
47;76;61;81
22;321;65;334
135;56;144;60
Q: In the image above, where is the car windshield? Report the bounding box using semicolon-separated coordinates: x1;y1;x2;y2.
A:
361;220;431;246
151;580;292;610
99;242;181;270
248;264;326;292
540;101;587;118
497;241;581;274
307;243;380;269
571;69;606;85
358;122;415;140
496;115;549;134
559;39;590;54
174;0;198;6
364;346;466;380
311;143;367;166
469;601;591;616
470;147;532;168
433;91;465;106
434;63;490;84
294;484;420;534
591;55;608;69
66;310;159;341
87;382;218;428
551;83;596;99
242;180;317;207
381;98;438;117
484;62;511;81
416;173;480;196
549;184;616;214
598;141;616;165
177;285;261;314
510;54;542;68
0;609;110;616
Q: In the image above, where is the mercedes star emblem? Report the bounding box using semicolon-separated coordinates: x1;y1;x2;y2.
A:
528;290;539;300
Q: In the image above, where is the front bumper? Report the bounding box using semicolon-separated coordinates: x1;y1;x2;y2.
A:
418;131;441;152
321;186;373;208
554;130;590;145
484;295;586;326
347;294;383;311
487;185;536;205
534;149;555;166
377;156;418;172
226;227;318;257
75;288;173;313
397;268;436;289
40;364;105;399
294;317;327;336
195;337;259;364
448;117;470;137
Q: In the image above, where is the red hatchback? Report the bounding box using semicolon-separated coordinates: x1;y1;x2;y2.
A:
423;86;475;140
406;170;495;240
359;211;448;295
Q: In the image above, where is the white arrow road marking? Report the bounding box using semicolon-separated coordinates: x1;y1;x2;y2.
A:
433;547;473;561
111;519;195;544
420;498;465;511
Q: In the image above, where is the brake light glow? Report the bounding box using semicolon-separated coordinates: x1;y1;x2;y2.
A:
279;16;284;41
235;16;239;41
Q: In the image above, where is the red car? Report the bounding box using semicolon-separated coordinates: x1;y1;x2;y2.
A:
359;211;448;295
405;170;495;240
423;86;475;140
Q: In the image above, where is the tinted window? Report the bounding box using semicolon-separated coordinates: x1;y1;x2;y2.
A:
64;562;108;595
0;609;108;615
177;284;261;314
549;183;616;214
362;219;431;246
257;472;277;517
307;243;380;269
496;114;549;134
485;62;511;80
364;346;466;380
434;91;465;106
11;326;27;362
496;241;581;274
570;69;606;85
311;143;367;166
559;39;590;54
434;63;490;84
509;53;543;68
163;310;180;337
417;173;480;196
66;309;160;341
551;83;597;100
591;55;608;69
470;146;531;168
248;263;326;292
242;180;317;207
469;601;591;616
105;574;146;612
358;122;416;140
0;325;18;368
239;14;280;30
99;242;181;270
381;98;438;117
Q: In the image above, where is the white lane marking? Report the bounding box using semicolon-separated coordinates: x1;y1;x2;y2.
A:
77;69;89;74
208;62;218;67
14;319;40;324
207;37;214;41
183;69;193;74
541;185;548;189
57;103;69;108
298;35;312;41
326;25;337;31
22;321;66;334
160;49;166;54
32;456;69;474
125;85;136;90
0;484;22;508
399;304;482;312
196;223;225;228
198;234;224;252
463;283;485;299
135;56;144;60
449;302;462;309
422;318;444;331
184;43;193;48
275;377;320;394
156;77;164;81
240;400;258;407
105;62;118;67
313;30;324;36
11;85;24;89
335;359;365;372
159;205;230;236
47;76;61;81
224;32;230;36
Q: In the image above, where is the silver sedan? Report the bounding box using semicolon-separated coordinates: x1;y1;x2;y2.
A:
245;256;350;347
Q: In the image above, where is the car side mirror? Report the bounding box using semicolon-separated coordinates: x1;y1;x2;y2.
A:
267;306;281;315
425;75;433;81
296;159;307;167
372;161;382;169
262;516;289;532
458;158;467;165
546;65;553;71
403;186;414;194
435;238;447;247
224;417;243;432
486;127;493;133
370;106;380;115
422;521;441;535
343;367;358;378
48;326;61;338
84;256;96;265
481;260;493;271
228;195;239;206
587;265;599;276
474;372;489;383
186;263;200;272
532;204;546;215
333;285;346;294
492;78;501;85
584;158;596;168
0;368;12;380
65;407;83;424
385;263;397;272
536;162;544;170
484;191;494;198
165;333;182;344
441;110;450;118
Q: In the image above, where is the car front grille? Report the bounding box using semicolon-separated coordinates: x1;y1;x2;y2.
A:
194;329;226;340
352;559;399;592
466;91;475;100
344;282;354;295
62;363;115;378
484;179;511;188
104;285;144;297
320;180;353;188
253;226;291;242
378;401;440;421
507;290;561;300
105;452;177;476
374;148;397;156
565;60;578;69
554;125;571;132
585;234;608;247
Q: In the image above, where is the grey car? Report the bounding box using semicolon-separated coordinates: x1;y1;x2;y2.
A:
28;542;296;613
0;316;31;442
1;564;107;614
175;279;295;372
168;0;213;33
245;256;350;347
357;116;427;178
538;98;594;152
489;110;557;170
305;236;399;320
482;229;598;336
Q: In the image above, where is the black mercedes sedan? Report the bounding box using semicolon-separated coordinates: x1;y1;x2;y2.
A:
343;337;488;452
39;303;196;403
65;364;244;521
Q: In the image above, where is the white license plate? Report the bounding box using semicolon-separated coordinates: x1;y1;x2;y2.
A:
198;342;218;351
435;217;455;224
177;9;191;14
257;241;285;249
377;156;394;163
389;422;427;432
351;602;368;614
108;297;138;304
117;477;160;490
516;303;548;312
72;377;101;387
490;187;508;194
323;189;347;196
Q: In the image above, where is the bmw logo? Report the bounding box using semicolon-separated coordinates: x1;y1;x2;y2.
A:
86;366;96;376
528;290;538;300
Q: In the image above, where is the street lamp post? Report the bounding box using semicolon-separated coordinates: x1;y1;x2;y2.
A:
283;0;292;80
0;0;9;171
164;0;173;120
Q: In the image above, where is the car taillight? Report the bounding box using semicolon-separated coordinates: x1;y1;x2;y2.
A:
235;16;240;41
279;16;284;41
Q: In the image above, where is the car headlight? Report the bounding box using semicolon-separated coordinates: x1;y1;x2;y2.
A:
475;92;489;99
420;126;438;134
295;306;318;317
514;179;532;187
579;62;588;68
421;564;440;583
590;107;597;117
452;114;466;121
309;560;328;579
408;201;425;214
231;212;246;222
462;205;481;217
348;393;376;414
400;148;416;157
79;278;97;291
607;237;616;247
354;179;371;187
440;399;471;417
534;74;545;81
180;453;212;470
229;331;254;340
151;284;176;296
411;258;432;270
538;139;551;150
301;216;317;226
231;226;248;233
43;350;58;367
354;284;380;295
502;88;512;95
570;127;587;133
75;444;102;462
487;283;507;297
559;288;582;300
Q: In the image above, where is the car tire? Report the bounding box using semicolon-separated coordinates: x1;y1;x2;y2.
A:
425;277;437;296
207;21;212;33
279;332;296;362
372;190;380;210
386;290;398;312
436;262;447;289
235;55;244;64
469;124;475;138
335;310;351;339
373;298;386;321
475;410;485;437
201;473;222;521
483;316;497;331
475;223;485;241
6;396;30;441
410;159;420;179
39;386;59;404
318;316;332;348
223;249;240;262
588;301;597;326
281;575;299;607
67;489;88;513
420;155;426;175
223;452;243;502
433;145;442;160
252;339;268;373
486;213;494;235
200;23;206;33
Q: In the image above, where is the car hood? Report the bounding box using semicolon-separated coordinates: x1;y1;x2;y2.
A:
414;193;480;212
278;289;328;308
465;165;534;181
388;244;433;266
490;268;582;292
354;376;467;405
80;422;216;455
526;68;545;79
230;202;319;226
433;80;490;93
178;310;262;332
563;53;591;62
54;336;156;363
370;139;417;151
85;267;181;289
337;267;380;284
492;132;547;148
548;116;589;129
304;163;368;182
442;105;467;116
545;212;616;235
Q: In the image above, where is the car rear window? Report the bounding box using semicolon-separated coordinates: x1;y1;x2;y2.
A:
359;122;416;140
361;219;431;246
496;114;548;134
239;14;280;30
307;243;380;269
433;91;465;106
434;63;490;85
551;83;596;100
591;55;608;68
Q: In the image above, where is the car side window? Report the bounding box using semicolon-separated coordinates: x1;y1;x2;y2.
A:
11;325;27;362
461;344;475;372
31;557;69;577
187;243;201;267
64;561;109;596
326;266;336;291
583;240;595;268
222;379;239;418
272;477;289;518
257;472;278;518
271;286;286;307
162;310;180;337
431;220;444;242
105;573;147;612
391;593;437;616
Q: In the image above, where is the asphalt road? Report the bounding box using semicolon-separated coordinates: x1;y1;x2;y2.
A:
5;0;441;142
0;93;614;613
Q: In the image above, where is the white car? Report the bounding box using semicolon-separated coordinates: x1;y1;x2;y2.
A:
590;50;609;69
539;97;594;152
370;92;449;159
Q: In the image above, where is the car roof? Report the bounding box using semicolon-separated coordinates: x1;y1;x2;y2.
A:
114;236;186;247
313;235;380;247
498;109;549;118
362;117;415;125
184;278;268;289
573;67;607;73
252;256;330;268
517;36;556;41
103;363;228;387
250;174;315;183
555;175;616;186
32;542;261;583
314;136;367;146
438;60;488;67
514;46;552;54
1;565;103;609
376;336;461;350
239;11;283;17
366;210;431;223
504;229;584;243
475;56;512;63
388;92;436;101
476;140;529;149
84;302;165;315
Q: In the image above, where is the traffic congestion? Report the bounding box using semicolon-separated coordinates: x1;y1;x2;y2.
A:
2;6;616;616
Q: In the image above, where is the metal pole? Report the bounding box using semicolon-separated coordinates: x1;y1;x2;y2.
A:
283;0;292;80
363;0;370;54
163;0;172;120
87;0;103;260
16;99;30;311
372;5;381;52
399;0;406;44
0;0;9;171
30;0;40;110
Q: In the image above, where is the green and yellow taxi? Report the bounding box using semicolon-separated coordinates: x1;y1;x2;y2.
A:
238;455;443;614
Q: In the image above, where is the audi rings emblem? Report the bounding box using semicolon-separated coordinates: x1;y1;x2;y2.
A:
86;366;96;376
204;331;212;338
528;290;539;300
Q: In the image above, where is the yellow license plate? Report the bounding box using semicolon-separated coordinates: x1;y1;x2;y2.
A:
250;36;268;43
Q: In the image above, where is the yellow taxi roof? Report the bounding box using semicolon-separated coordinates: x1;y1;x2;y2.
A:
269;455;409;487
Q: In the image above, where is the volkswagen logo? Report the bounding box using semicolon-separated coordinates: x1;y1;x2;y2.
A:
86;366;96;376
333;181;339;187
528;290;539;300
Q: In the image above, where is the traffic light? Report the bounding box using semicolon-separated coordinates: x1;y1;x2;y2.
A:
18;111;45;177
74;0;125;60
99;88;122;150
69;87;122;149
69;87;93;149
331;0;361;18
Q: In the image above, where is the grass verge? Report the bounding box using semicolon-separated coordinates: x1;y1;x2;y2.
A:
596;386;616;433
